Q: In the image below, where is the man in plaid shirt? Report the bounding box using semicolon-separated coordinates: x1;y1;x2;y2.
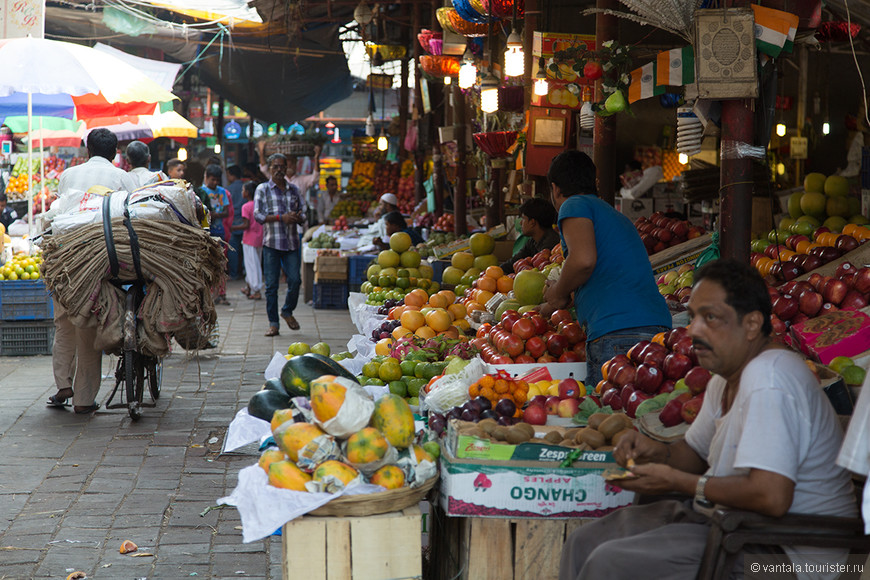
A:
254;153;306;336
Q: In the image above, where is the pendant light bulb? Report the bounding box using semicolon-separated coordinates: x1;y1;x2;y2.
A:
776;123;787;137
504;30;525;78
177;147;188;161
444;76;452;86
480;77;499;114
822;122;830;135
377;129;388;151
533;58;549;96
458;48;477;90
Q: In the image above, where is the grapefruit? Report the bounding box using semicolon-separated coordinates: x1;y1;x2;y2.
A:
795;215;820;227
418;263;434;279
473;254;499;271
469;233;495;256
787;192;804;219
399;250;421;268
389;232;412;253
514;269;547;306
803;172;826;194
378;250;401;269
778;217;796;231
451;252;474;271
442;266;464;286
849;215;869;225
800;192;827;218
824;175;849;197
826;196;850;218
790;221;815;236
367;264;382;279
495;299;521;320
823;216;848;233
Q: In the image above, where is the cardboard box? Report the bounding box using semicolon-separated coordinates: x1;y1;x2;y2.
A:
790;310;870;365
649;233;713;276
433;238;471;259
314;255;347;282
447;419;588;462
281;506;422;580
485;362;587;382
439;447;634;519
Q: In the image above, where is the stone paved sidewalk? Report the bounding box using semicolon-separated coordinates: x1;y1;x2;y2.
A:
0;279;358;579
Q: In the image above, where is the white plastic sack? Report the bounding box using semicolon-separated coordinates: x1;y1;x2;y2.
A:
223;408;272;453
420;356;486;414
264;351;288;381
313;378;375;438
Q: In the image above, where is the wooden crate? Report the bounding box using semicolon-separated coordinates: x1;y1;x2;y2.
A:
429;510;590;580
282;506;422;580
314;255;348;282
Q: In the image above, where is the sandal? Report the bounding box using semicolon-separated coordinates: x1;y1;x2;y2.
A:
282;315;300;331
74;403;100;414
265;327;280;337
47;388;74;408
248;292;262;300
215;296;230;305
240;286;250;297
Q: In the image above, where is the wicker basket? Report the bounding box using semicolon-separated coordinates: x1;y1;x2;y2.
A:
264;141;316;158
308;474;438;517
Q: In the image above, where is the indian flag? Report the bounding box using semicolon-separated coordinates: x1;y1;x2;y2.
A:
628;62;663;104
751;4;799;58
656;46;695;87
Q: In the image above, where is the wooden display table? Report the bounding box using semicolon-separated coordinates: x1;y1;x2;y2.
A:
282;506;422;580
429;509;590;580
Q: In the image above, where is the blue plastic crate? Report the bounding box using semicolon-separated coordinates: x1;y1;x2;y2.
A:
0;320;55;356
428;260;448;284
313;282;349;310
348;254;377;285
0;280;53;320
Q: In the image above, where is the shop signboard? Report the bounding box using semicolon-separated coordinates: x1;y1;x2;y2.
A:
1;0;45;38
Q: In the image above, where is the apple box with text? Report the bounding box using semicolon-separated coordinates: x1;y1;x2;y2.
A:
439;448;634;519
789;310;870;365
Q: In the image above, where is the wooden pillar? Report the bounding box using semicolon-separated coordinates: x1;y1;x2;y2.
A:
522;0;539;111
398;3;410;161
412;1;426;204
433;145;444;218
795;45;808;186
594;0;618;205
454;84;468;235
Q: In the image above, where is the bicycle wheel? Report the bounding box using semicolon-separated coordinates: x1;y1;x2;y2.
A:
147;359;162;400
124;349;142;421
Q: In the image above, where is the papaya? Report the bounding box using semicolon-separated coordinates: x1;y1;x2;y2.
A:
312;460;359;487
268;460;311;491
273;422;325;462
280;353;357;397
258;448;286;473
310;376;347;423
248;389;291;422
371;394;415;448
370;465;405;489
345;427;389;464
270;408;296;432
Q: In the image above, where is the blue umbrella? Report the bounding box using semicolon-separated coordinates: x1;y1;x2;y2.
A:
0;92;75;124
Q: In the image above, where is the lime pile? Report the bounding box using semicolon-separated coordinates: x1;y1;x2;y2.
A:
0;253;42;281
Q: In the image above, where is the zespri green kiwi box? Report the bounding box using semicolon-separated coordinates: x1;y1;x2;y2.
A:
446;419;598;462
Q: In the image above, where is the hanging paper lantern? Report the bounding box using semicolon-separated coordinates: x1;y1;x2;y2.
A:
419;56;462;78
473;131;518;158
437;7;491;37
452;0;489;24
418;30;441;54
482;0;524;19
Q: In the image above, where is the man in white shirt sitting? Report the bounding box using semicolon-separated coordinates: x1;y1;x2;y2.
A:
125;141;160;188
560;258;856;580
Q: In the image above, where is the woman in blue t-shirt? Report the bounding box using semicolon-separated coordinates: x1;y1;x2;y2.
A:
541;150;671;387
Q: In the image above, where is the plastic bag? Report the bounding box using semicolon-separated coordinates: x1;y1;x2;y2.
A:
420;356;486;413
695;231;719;269
312;378;375;438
